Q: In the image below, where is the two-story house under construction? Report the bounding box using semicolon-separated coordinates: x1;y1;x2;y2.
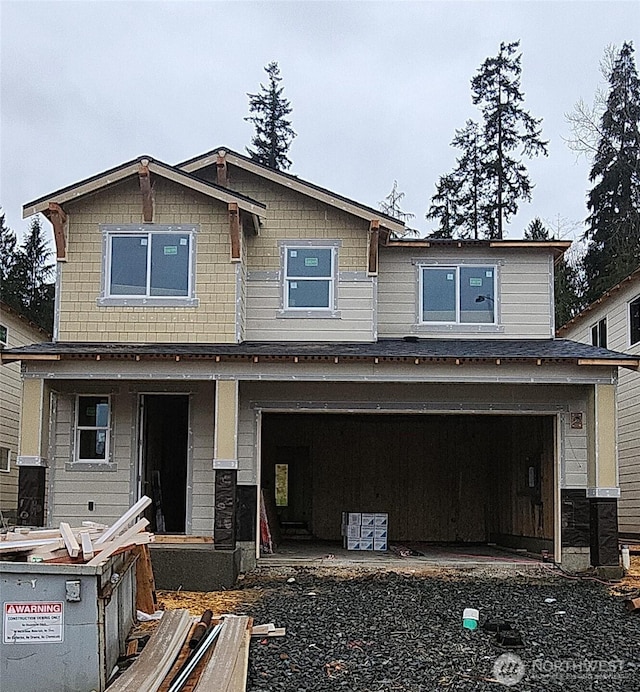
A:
3;148;638;578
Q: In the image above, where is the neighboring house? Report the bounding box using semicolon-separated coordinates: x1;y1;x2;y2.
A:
559;267;640;538
2;148;638;575
0;301;50;526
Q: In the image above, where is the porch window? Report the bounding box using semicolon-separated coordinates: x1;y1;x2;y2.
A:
284;246;334;309
630;296;640;346
75;396;110;463
99;225;198;306
421;265;496;324
591;317;607;348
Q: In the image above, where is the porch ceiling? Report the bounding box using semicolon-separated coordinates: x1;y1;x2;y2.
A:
2;338;637;369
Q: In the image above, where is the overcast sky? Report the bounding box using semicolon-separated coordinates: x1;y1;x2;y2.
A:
1;1;638;246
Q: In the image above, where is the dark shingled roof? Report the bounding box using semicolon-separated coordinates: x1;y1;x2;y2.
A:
2;338;638;365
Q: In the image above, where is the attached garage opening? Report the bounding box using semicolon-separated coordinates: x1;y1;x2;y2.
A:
260;412;555;559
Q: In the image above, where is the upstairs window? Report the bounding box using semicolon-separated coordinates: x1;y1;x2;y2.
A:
421;265;496;324
630;296;640;346
100;225;198;306
0;324;7;348
591;318;607;348
284;246;334;310
75;396;110;463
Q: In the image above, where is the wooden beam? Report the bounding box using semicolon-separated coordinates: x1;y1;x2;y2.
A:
216;150;228;186
44;203;68;261
228;202;241;261
139;159;153;223
368;219;380;275
578;359;640;367
59;522;80;558
94;495;152;545
80;531;94;560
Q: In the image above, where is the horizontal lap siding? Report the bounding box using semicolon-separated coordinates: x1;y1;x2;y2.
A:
562;281;640;533
50;393;132;525
0;311;47;515
245;278;375;341
377;247;553;338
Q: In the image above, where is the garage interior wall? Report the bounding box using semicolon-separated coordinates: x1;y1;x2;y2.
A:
261;412;555;547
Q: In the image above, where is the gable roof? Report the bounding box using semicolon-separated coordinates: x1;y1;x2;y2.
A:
177;147;406;234
557;266;640;335
0;301;51;339
22;156;267;219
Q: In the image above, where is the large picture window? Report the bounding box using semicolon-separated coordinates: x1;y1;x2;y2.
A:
284;246;334;309
75;396;110;463
101;225;197;306
421;265;496;324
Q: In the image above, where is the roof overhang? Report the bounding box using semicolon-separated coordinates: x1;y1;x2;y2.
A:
386;238;572;261
557;266;640;335
3;339;637;371
178;147;406;236
22;156;267;219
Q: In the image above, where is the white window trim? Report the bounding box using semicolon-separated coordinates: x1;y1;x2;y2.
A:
73;395;111;465
0;324;7;348
0;447;10;473
629;295;640;348
418;263;498;327
590;317;607;348
98;224;199;307
277;240;341;318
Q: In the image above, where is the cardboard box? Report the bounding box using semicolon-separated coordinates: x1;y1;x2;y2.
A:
374;539;388;551
346;524;361;538
347;513;362;525
360;538;374;551
374;527;388;539
374;513;388;527
346;538;361;550
361;513;376;527
359;526;375;539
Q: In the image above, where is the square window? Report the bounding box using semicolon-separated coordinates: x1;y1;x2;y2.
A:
285;247;334;309
421;265;496;324
75;396;110;463
102;225;196;305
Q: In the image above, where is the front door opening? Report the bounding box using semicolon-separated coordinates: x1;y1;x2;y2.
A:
140;394;189;533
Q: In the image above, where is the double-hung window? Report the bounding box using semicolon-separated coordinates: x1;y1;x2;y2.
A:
421;265;497;324
591;318;607;348
75;396;110;464
100;225;197;306
284;246;335;310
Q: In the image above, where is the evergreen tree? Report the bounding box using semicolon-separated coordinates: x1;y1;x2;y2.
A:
0;211;22;311
524;217;551;240
582;42;640;303
13;216;55;330
245;62;296;171
471;41;548;239
426;173;459;238
450;120;486;239
379;180;415;222
555;243;586;329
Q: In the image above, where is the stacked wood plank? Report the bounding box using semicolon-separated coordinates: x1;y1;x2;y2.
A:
0;496;154;565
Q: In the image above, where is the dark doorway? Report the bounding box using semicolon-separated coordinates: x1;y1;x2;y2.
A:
140;394;189;533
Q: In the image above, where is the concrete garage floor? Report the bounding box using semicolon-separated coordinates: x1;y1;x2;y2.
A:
260;541;544;570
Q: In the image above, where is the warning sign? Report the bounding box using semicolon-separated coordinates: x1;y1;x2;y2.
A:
3;602;64;644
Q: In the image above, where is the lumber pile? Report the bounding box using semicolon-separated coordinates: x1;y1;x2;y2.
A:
112;611;285;692
0;496;154;565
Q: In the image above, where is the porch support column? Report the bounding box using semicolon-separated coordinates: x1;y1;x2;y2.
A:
16;378;50;526
213;380;239;550
586;384;620;567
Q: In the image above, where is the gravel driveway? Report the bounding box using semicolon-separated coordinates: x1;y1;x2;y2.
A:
243;566;640;691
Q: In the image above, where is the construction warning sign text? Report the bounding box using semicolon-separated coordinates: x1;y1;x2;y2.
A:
3;602;64;643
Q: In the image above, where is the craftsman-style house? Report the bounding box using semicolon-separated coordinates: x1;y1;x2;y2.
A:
3;148;638;576
559;266;640;539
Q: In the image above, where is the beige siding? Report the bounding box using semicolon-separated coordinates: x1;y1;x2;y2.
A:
377;246;554;339
563;280;640;533
237;380;590;488
0;307;47;519
244;275;375;341
47;382;215;532
57;177;237;343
